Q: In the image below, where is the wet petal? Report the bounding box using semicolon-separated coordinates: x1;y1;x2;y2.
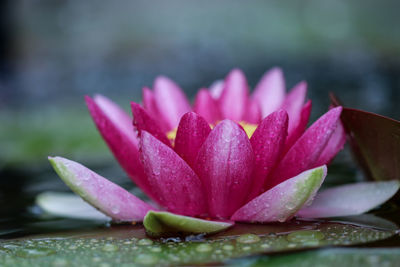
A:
266;107;342;190
193;89;221;124
219;69;249;121
284;100;312;152
142;87;169;132
48;156;155;222
85;95;153;198
153;76;191;130
174;112;212;168
144;211;233;237
140;131;207;216
298;181;400;218
131;102;171;146
195;120;254;218
248;110;288;200
314;121;346;167
281;81;307;135
231;166;327;223
252;67;286;117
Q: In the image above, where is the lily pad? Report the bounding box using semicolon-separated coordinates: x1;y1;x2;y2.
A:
244;248;400;267
331;94;400;182
0;219;395;266
143;211;234;237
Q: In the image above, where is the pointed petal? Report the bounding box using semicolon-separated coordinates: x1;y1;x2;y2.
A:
143;211;233;237
209;80;224;99
195;120;254;218
153;76;191;130
248;110;288;200
252;67;286;117
174;112;211;169
266;107;342;189
193;89;221;124
142;87;158;118
85;95;153;198
281;81;307;135
219;69;249;121
284;100;312;152
131;102;171;146
243;98;262;124
314;121;346;167
36;192;109;221
142;87;169;132
231;166;327;223
140;131;206;216
298;181;400;218
48;156;155;222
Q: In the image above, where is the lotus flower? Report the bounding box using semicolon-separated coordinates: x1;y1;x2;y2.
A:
49;68;399;235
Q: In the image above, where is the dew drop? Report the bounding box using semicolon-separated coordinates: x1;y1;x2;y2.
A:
150;246;162;252
286;230;325;243
102;243;119;252
236;234;261;244
52;258;68;267
138;239;153;246
195;243;212;253
111;206;120;215
222;244;234;251
135;254;159;265
15;247;56;258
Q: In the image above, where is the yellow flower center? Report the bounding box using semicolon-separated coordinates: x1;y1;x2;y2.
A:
167;128;178;142
240;122;257;139
166;121;257;143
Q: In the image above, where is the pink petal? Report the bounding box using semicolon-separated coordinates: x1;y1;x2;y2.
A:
219;69;249;121
284;100;312;152
131;102;171;146
266;107;342;190
209;80;224;100
153;76;191;130
142;87;169;132
243;98;262;124
281;81;307;135
193;89;221;124
174;112;212;169
314;120;346;167
142;87;158;118
195;120;254;218
247;110;288;200
140;131;207;216
252;67;286;118
49;156;155;222
232;166;327;223
298;181;400;218
85;95;154;199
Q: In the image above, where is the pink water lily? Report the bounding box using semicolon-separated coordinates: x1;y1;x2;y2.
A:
49;68;399;235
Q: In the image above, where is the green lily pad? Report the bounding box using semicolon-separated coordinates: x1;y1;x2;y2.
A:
244;248;400;267
143;211;234;237
0;219;395;266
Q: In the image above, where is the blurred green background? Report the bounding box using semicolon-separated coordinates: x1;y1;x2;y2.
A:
1;0;399;170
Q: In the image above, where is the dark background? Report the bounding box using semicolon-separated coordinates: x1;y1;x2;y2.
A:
0;0;399;179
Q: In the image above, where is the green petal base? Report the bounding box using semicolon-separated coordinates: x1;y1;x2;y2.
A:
143;211;234;237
